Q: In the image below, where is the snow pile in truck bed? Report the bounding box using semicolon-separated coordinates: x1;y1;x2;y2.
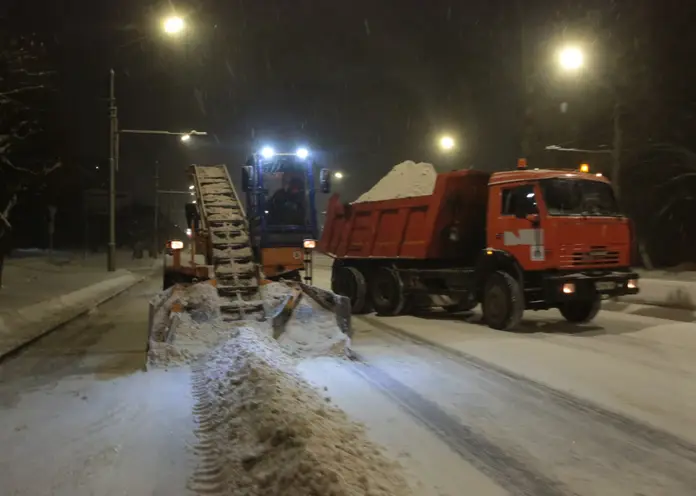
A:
354;160;437;203
189;329;413;496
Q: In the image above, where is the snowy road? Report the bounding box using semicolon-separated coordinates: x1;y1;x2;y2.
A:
2;258;696;495
303;260;696;495
0;278;195;496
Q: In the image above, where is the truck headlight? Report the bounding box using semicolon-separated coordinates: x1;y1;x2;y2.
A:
170;240;184;250
303;239;316;250
562;283;576;294
627;279;638;289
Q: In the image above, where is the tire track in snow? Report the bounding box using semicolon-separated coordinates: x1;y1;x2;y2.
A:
360;315;696;466
346;359;570;496
189;362;226;495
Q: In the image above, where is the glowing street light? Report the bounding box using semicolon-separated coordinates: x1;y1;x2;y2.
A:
334;172;344;179
188;184;194;190
558;46;584;71
180;134;191;143
439;135;455;151
163;16;185;35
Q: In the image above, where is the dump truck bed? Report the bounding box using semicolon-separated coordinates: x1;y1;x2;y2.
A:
319;169;491;261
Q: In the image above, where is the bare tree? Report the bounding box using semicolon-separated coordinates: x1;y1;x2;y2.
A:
0;32;61;286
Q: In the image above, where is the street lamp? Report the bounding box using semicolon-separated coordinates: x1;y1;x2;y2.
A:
439;135;455;151
163;16;185;35
558;46;584;71
334;172;344;179
188;184;194;190
180;133;191;142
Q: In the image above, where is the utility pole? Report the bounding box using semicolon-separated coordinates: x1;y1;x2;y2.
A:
108;69;117;272
154;161;159;257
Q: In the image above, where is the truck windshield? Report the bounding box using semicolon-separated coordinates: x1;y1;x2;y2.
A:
262;162;308;227
540;178;621;217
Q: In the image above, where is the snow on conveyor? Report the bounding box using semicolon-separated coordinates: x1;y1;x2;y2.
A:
354;160;437;203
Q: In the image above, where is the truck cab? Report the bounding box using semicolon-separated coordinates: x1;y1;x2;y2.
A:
483;166;638;324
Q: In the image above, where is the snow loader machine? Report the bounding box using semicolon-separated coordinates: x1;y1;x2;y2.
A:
162;157;351;335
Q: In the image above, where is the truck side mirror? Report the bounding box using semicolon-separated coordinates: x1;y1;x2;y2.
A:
320;168;331;193
241;166;253;192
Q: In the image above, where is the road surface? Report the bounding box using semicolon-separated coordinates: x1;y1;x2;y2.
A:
0;278;195;496
302;258;696;495
1;260;695;495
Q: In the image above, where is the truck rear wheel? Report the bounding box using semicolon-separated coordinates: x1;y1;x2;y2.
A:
371;267;407;316
482;271;524;331
559;294;601;323
332;266;369;314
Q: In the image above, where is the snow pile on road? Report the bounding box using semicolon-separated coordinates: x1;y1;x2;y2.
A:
149;281;351;366
261;281;350;357
190;328;413;496
279;297;349;357
354;160;437;203
148;282;229;366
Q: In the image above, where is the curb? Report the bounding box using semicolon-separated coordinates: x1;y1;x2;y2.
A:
0;271;149;361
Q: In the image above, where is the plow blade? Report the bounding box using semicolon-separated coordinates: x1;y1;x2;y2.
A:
269;282;352;340
299;283;352;338
270;285;304;339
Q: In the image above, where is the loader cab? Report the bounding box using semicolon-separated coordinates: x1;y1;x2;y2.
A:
242;148;325;278
486;166;629;272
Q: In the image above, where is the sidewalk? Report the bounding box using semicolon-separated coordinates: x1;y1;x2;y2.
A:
0;251;158;358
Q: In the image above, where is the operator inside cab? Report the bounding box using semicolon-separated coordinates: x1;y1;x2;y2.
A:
267;172;306;226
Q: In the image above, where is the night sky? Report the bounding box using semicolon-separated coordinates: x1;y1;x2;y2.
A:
4;0;696;237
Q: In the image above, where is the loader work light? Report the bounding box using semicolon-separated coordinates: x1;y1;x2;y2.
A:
260;146;275;159
296;147;309;159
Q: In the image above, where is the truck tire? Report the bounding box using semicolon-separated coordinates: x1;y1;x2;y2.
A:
559;294;601;323
371;267;407;316
482;271;524;331
332;266;369;314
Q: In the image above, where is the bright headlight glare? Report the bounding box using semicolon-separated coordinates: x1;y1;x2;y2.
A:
260;146;275;159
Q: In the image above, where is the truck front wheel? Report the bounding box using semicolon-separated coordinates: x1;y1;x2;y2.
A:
559;294;601;323
482;271;524;331
332;266;369;314
371;267;407;316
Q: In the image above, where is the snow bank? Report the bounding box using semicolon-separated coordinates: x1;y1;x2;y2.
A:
354;160;437;203
190;329;413;496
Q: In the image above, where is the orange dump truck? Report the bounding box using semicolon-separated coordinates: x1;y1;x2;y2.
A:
319;163;639;330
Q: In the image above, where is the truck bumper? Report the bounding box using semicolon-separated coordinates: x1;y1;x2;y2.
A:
543;271;640;303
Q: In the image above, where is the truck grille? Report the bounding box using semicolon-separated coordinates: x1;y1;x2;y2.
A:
560;245;620;267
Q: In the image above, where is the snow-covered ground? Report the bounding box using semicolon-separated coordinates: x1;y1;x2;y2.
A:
4;258;696;495
0;279;195;495
302;259;696;495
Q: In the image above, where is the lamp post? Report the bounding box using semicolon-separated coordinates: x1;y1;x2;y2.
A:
105;14;192;271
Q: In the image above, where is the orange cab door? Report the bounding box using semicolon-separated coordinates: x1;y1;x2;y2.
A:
488;183;546;270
